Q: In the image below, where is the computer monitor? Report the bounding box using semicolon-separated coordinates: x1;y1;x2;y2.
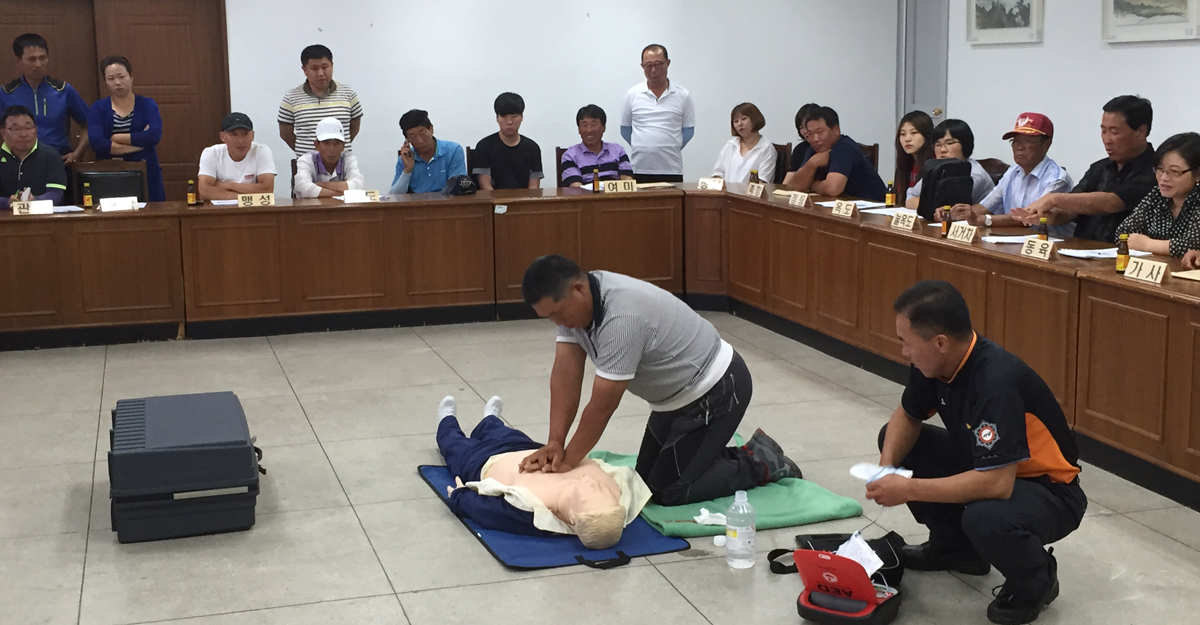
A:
916;159;973;222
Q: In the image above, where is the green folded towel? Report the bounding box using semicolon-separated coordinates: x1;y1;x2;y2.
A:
588;450;864;538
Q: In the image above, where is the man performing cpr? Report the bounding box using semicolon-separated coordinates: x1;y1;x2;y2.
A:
870;281;1086;625
518;255;800;505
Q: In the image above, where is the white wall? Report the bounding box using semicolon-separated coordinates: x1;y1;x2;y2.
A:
225;0;899;197
947;0;1200;178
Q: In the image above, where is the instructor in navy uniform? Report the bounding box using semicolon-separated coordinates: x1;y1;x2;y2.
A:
518;255;801;506
871;280;1086;625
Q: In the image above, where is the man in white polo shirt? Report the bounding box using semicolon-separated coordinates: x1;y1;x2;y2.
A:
620;44;695;184
197;112;276;201
518;255;801;506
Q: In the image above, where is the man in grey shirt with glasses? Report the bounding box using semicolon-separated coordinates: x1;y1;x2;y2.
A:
518;255;801;505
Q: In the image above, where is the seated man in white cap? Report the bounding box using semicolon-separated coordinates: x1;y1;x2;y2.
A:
438;395;650;550
294;116;364;198
197;112;277;201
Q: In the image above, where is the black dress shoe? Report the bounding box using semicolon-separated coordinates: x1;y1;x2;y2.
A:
987;549;1059;625
901;541;991;575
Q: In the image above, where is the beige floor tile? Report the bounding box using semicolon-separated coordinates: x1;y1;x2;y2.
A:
100;359;294;412
104;337;275;369
79;507;392;625
0;368;103;418
267;326;426;359
721;332;780;363
801;359;905;397
1076;462;1182;514
323;434;442;505
740;397;894;463
299;382;485;443
0;344;105;376
432;338;557;383
240;394;318;448
396;560;706;624
868;392;904;411
0;532;86;625
0;409;99;468
254;443;349;515
278;347;461;395
133;596;409;624
744;359;858;407
414;318;555;347
1126;506;1200;552
0;462;93;539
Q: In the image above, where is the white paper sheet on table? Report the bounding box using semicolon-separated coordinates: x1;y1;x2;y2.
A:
816;200;887;209
859;207;905;216
55;206;85;213
981;235;1064;244
1057;247;1152;259
209;199;239;206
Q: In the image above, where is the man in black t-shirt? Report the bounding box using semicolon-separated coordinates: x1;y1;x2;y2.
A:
782;102;818;188
0;104;67;210
473;92;543;190
1015;96;1157;243
870;281;1085;625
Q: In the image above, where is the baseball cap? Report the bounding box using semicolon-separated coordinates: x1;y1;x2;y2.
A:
1002;112;1053;141
221;112;253;132
315;117;345;142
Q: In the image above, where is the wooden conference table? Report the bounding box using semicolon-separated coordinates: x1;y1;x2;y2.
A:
0;183;1197;487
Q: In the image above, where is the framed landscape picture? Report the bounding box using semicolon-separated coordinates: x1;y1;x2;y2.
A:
1102;0;1200;42
967;0;1044;44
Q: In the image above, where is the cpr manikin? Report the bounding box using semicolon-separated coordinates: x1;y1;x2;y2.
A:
437;396;650;549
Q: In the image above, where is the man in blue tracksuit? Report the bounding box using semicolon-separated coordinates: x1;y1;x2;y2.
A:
1;34;90;165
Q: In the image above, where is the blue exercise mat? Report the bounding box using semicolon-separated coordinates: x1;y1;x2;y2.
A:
418;465;689;570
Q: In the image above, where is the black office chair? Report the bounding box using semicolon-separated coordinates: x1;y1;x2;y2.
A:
71;160;148;202
772;142;791;184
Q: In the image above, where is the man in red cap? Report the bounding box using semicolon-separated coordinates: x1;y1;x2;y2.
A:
943;112;1073;236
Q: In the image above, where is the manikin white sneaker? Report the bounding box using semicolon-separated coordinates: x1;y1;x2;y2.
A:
485;396;503;418
439;396;457;420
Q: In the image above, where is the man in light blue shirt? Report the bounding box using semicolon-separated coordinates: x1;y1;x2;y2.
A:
948;113;1074;237
389;109;466;195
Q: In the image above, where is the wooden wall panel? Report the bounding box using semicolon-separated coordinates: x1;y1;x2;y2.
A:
293;212;388;307
685;195;726;294
75;222;178;315
589;203;680;289
926;256;989;331
182;214;285;319
398;209;493;306
765;209;811;322
727;203;765;305
1076;284;1171;462
1179;320;1200;475
861;236;918;359
493;207;583;303
812;223;862;344
0;225;64;327
988;269;1077;416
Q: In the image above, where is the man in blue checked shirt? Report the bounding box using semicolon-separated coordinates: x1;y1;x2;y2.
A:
1;34;90;165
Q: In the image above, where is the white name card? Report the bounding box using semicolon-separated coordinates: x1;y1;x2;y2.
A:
890;210;919;231
98;196;138;212
1123;257;1168;285
603;179;638;193
831;200;856;218
1019;238;1055;261
494;204;508;215
697;177;725;191
745;182;766;198
342;189;376;203
947;222;978;244
788;192;811;208
238;192;275;207
11;199;53;215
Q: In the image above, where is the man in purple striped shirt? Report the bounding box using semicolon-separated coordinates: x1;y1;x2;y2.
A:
560;104;634;187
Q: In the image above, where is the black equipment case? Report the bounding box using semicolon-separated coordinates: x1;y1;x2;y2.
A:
108;391;260;544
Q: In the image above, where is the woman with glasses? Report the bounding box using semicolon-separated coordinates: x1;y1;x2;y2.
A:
905;118;995;210
1115;132;1200;258
86;55;164;201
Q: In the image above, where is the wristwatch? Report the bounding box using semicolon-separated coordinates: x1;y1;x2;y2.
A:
984;214;993;228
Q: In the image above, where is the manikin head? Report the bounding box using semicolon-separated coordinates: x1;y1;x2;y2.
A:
557;474;625;550
893;280;975;381
523;255;594;329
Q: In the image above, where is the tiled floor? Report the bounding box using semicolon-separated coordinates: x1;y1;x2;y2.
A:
2;311;1199;624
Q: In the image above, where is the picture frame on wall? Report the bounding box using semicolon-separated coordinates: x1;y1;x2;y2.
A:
966;0;1044;44
1102;0;1200;43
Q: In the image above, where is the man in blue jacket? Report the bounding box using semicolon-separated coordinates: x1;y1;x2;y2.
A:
1;34;90;164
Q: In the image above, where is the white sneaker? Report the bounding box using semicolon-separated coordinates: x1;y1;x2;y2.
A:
485;396;503;418
439;396;457;420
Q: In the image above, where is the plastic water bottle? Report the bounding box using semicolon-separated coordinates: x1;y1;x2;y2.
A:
725;490;756;569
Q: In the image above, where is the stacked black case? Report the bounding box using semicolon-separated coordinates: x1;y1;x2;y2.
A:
109;391;259;543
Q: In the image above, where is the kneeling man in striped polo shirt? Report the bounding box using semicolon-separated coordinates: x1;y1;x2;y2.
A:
519;255;801;505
